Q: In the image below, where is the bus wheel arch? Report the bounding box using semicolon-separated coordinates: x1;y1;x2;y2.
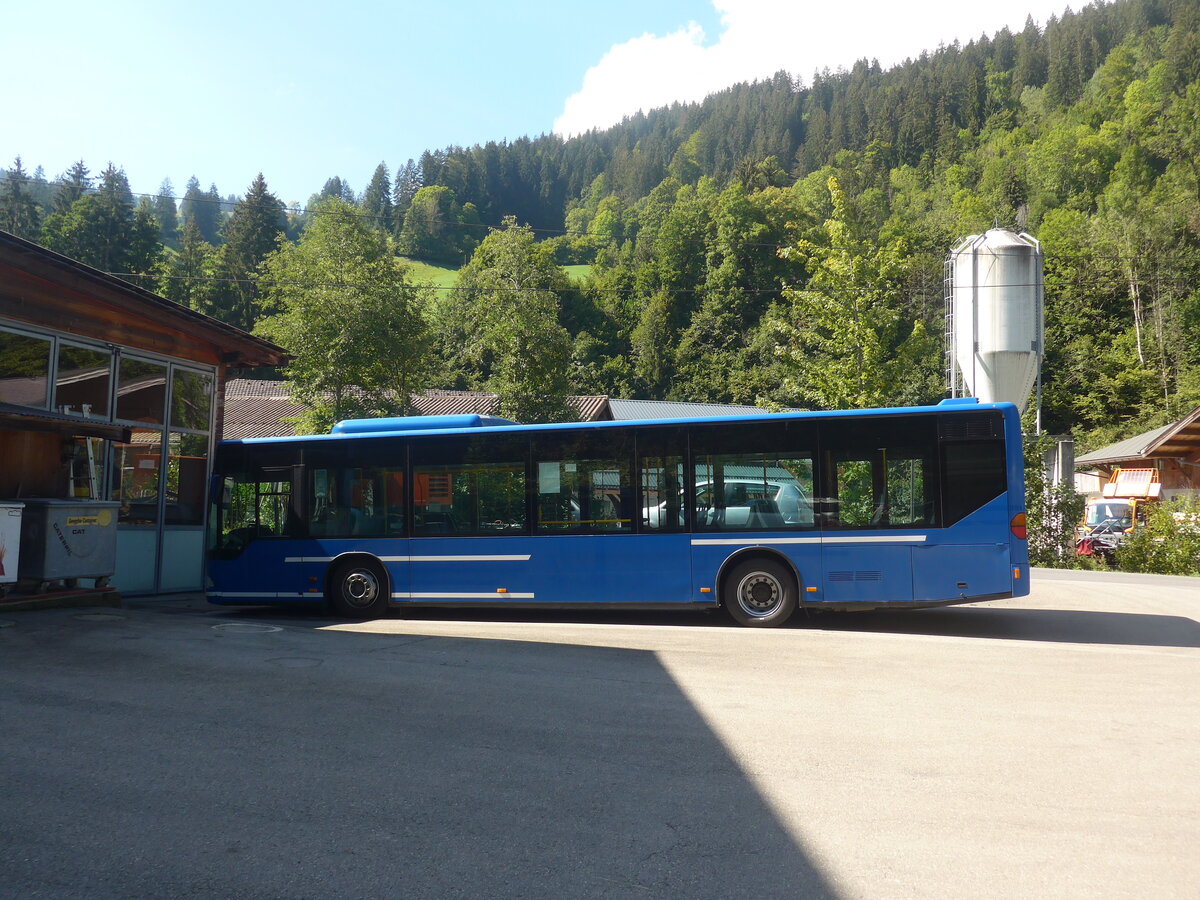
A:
717;549;800;627
326;553;391;620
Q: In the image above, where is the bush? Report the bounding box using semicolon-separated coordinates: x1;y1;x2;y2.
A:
1024;435;1086;568
1114;497;1200;576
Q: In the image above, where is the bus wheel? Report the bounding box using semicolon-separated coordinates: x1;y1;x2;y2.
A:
723;557;797;627
328;558;389;620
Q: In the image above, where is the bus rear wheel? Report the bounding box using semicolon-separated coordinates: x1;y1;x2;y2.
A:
328;558;390;620
723;557;797;627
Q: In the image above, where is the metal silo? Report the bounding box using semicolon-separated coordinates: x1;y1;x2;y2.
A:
945;228;1044;421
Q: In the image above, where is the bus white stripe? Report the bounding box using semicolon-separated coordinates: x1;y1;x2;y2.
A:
691;535;928;546
284;555;531;563
391;592;536;600
207;592;312;598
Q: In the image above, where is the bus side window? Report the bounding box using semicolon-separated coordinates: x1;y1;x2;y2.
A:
821;416;939;529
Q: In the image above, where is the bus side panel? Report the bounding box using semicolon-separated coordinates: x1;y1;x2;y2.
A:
404;536;538;603
528;533;694;605
403;533;695;605
207;539;316;605
821;543;914;605
911;543;1012;603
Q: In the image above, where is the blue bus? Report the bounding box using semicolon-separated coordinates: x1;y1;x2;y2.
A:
206;399;1029;627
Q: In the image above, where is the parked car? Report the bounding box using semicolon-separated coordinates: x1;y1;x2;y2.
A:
645;478;813;528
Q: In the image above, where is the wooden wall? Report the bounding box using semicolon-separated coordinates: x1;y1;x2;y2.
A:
0;429;67;498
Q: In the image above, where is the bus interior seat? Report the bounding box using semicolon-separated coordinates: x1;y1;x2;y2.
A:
747;498;785;528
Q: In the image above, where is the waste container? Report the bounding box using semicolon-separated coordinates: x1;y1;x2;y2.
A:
0;501;23;597
18;499;120;591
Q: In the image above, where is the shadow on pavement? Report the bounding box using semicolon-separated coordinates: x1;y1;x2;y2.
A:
0;612;838;898
206;598;1200;650
809;605;1200;648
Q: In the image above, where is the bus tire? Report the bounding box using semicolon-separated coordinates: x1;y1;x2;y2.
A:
327;557;390;620
722;556;797;627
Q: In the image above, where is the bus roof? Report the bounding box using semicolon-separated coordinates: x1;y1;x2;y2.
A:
223;399;1018;447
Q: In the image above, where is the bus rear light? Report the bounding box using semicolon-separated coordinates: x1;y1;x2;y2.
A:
1010;513;1027;540
1013;568;1021;580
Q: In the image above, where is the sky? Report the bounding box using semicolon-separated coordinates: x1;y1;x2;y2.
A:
2;0;1075;207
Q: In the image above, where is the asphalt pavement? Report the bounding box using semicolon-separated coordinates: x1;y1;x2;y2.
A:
1;569;1197;898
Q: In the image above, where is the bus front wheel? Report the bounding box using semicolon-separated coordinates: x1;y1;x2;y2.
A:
723;557;797;627
328;558;390;620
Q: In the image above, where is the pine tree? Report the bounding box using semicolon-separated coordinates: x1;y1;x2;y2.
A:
0;156;43;240
360;162;394;233
180;176;221;244
216;173;287;330
52;160;91;214
393;158;421;232
152;178;179;246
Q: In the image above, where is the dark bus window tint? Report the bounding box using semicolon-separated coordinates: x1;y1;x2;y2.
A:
690;419;817;532
831;455;878;527
412;435;527;536
942;441;1007;526
309;466;404;538
637;428;687;533
820;415;939;529
534;430;633;534
693;453;815;531
212;467;297;555
886;454;928;525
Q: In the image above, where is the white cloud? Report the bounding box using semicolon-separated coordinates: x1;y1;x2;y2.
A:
554;0;1073;137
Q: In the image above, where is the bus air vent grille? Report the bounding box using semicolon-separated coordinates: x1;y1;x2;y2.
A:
829;571;883;582
938;413;1001;441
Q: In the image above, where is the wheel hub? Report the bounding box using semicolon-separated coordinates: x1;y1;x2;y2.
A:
738;573;780;616
344;570;378;607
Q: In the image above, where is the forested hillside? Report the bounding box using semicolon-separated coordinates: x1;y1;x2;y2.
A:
2;0;1198;450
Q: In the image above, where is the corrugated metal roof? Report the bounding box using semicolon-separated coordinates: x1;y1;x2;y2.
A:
221;380;611;439
606;398;767;420
1075;405;1200;467
1075;422;1176;466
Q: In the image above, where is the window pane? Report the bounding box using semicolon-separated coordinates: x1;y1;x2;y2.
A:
55;344;111;417
412;434;528;537
832;456;877;527
165;432;209;525
640;454;685;531
0;330;51;408
170;369;213;431
886;454;928;525
942;441;1006;526
111;429;163;525
116;358;167;424
821;415;940;529
412;462;526;536
693;452;815;531
534;431;633;535
310;466;405;538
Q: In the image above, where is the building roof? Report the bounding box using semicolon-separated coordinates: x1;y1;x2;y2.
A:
606;398;767;420
1076;405;1200;467
0;229;285;369
222;381;778;441
221;380;612;439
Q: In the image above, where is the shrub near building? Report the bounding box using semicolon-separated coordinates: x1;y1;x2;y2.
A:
1115;497;1200;577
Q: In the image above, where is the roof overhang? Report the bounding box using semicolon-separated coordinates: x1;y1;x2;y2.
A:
0;403;132;442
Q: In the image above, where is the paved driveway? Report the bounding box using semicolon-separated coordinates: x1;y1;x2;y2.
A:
1;568;1197;898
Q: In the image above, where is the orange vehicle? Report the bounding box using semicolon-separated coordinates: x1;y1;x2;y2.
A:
1076;468;1160;558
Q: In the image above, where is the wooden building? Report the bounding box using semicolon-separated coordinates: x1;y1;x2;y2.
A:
0;231;284;594
1074;405;1200;499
